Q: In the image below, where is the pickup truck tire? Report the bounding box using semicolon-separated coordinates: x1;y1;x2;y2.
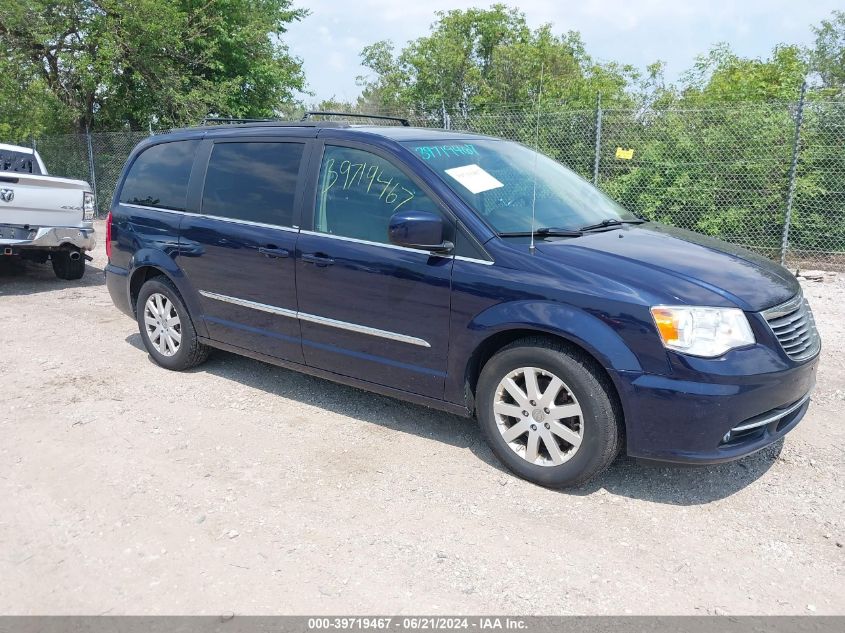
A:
51;251;86;280
476;338;623;488
136;276;210;371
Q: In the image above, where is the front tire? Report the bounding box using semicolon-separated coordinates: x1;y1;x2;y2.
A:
476;337;623;488
136;276;210;371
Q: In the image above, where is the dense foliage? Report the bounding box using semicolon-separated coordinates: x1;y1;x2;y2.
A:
0;0;307;137
350;6;845;261
356;4;639;117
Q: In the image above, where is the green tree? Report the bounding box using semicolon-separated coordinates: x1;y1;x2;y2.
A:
680;43;807;104
357;4;638;118
0;0;307;134
0;57;74;142
594;43;810;254
810;10;845;95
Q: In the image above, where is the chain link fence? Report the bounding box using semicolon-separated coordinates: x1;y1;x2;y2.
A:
31;99;845;271
34;129;156;216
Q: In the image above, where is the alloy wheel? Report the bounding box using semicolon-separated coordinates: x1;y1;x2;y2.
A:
493;366;584;466
143;293;182;357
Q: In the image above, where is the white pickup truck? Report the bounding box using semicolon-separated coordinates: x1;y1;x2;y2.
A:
0;142;96;280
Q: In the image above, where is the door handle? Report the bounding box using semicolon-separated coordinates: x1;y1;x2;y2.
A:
258;246;290;259
301;253;335;267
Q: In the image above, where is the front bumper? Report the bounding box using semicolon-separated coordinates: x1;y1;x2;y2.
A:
612;349;819;464
0;224;96;253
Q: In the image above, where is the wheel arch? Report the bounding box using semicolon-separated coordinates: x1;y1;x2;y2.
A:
457;300;641;428
126;251;208;338
129;265;168;314
466;327;623;404
462;327;630;461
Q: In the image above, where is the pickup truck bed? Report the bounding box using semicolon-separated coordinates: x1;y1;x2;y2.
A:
0;143;96;280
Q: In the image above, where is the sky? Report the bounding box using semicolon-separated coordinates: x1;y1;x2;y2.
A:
283;0;843;103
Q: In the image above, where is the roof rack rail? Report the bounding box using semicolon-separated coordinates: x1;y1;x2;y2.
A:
201;117;276;125
301;111;410;127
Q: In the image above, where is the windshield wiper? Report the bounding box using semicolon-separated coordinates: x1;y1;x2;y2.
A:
579;218;645;232
498;227;583;238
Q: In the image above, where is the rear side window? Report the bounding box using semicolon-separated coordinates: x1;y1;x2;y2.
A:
201;142;304;227
120;140;198;211
0;149;41;175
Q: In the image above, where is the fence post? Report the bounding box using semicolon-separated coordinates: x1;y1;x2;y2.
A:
593;93;602;186
85;125;100;217
780;80;806;267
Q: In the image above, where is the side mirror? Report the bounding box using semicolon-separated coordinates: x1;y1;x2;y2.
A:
388;210;454;254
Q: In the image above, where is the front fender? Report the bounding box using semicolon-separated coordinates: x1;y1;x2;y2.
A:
446;300;642;405
128;248;209;338
475;300;642;371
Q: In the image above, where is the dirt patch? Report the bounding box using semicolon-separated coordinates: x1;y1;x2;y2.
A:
1;221;842;615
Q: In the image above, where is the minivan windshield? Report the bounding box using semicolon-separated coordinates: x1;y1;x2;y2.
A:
401;139;638;234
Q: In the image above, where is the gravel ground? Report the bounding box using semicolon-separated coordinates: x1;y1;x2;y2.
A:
1;220;843;615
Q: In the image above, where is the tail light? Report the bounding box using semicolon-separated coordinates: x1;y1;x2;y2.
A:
82;191;96;220
105;210;113;260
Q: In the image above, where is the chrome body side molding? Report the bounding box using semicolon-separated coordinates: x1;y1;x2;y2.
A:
199;290;431;348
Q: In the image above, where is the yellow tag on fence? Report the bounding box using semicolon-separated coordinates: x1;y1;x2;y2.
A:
615;147;634;160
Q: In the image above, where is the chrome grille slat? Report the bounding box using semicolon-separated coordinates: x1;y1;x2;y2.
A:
770;312;805;328
778;332;811;347
783;339;811;351
780;326;811;342
771;319;806;333
762;292;820;361
782;333;810;346
783;341;810;353
775;323;810;343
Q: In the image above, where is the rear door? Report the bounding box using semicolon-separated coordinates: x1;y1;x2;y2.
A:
295;140;454;398
178;136;312;362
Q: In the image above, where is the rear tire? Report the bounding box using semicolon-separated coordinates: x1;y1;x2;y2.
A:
136;276;210;371
51;251;85;280
476;337;623;488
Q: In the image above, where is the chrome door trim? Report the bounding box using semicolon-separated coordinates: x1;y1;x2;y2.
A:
299;230;494;264
297;312;430;347
199;290;298;319
196;215;300;232
123;202;194;216
454;255;494;266
198;290;431;348
298;229;437;255
122;204;300;232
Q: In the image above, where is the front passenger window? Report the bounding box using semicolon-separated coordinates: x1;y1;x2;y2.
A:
314;146;440;244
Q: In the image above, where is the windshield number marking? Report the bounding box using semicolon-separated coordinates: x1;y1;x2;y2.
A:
414;144;479;160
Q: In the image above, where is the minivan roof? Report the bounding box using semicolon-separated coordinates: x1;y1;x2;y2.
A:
170;120;495;143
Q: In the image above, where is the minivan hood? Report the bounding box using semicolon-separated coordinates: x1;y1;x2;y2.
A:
534;223;799;311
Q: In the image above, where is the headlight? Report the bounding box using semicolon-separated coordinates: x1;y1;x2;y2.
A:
650;306;755;357
83;191;96;221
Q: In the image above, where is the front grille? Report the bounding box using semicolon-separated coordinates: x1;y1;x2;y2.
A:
762;292;820;361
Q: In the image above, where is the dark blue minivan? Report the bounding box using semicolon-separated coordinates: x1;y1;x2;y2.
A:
104;115;820;487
